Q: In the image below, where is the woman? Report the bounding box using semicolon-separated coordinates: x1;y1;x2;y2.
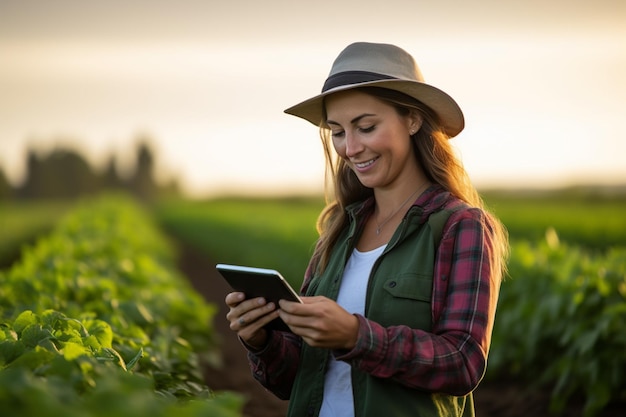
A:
225;42;509;417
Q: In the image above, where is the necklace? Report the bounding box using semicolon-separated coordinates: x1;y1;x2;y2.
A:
375;182;430;235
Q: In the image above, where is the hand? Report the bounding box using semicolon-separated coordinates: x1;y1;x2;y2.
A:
225;292;280;349
278;296;359;350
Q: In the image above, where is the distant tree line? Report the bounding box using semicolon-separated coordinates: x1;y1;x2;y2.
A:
0;140;179;202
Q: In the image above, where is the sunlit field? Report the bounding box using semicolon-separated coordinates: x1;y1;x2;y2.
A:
483;190;626;250
153;190;626;285
154;196;325;285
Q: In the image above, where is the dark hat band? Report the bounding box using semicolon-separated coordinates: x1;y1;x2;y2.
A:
322;71;397;93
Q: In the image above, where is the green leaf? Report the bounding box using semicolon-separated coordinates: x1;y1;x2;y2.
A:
97;347;127;371
85;320;113;349
119;301;155;326
0;339;26;365
21;324;55;349
62;341;89;361
8;345;56;370
62;317;90;338
125;347;144;371
40;309;67;328
13;310;38;334
82;334;102;350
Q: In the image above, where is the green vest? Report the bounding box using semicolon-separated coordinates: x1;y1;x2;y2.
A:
286;203;474;417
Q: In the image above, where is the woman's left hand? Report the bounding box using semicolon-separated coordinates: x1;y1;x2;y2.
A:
278;296;359;350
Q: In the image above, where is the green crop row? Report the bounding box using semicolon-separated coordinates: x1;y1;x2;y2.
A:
488;229;626;416
0;194;243;417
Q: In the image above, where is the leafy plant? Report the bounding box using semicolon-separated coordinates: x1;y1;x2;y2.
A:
489;230;626;416
0;193;243;416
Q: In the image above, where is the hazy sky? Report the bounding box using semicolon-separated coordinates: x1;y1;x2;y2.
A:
1;0;625;196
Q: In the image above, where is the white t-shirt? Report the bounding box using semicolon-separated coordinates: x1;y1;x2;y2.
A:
319;244;386;417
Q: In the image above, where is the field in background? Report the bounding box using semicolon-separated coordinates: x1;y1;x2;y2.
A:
3;191;624;282
154;190;626;285
483;190;626;250
0;200;71;267
154;196;325;286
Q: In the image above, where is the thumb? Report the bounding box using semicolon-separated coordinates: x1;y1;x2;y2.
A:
301;296;329;304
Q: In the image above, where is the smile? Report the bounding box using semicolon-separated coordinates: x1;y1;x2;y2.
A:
354;158;378;169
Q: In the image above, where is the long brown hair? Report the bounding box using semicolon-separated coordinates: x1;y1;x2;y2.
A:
312;87;509;279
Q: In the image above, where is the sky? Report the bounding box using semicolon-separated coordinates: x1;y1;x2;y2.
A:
1;0;625;197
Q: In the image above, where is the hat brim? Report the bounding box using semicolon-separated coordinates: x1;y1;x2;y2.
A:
284;79;464;138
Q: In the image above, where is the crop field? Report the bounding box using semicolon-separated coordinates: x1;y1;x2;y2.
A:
0;195;243;417
154;191;626;416
1;190;625;416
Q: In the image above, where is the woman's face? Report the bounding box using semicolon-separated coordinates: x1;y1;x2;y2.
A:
325;90;422;190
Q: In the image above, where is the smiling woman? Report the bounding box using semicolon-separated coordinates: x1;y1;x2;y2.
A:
222;41;510;417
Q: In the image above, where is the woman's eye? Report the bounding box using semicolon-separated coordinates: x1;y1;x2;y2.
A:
331;131;345;138
359;125;375;133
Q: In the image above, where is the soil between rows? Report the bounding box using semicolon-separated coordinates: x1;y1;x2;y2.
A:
174;240;622;417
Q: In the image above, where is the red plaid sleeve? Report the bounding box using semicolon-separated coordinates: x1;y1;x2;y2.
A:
247;330;302;400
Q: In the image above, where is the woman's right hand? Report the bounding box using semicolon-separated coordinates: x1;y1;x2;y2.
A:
225;292;280;350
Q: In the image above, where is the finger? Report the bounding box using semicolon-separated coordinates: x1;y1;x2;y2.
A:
278;308;315;331
225;291;245;307
226;296;263;324
278;299;308;313
279;296;327;311
227;296;267;319
242;309;280;331
230;301;276;331
238;309;281;347
300;296;328;304
237;309;281;341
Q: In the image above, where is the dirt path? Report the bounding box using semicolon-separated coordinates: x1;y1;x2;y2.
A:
176;240;289;417
174;239;623;417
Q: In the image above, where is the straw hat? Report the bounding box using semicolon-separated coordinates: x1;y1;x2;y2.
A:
284;42;465;137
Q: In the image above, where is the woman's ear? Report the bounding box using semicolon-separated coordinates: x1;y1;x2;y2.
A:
408;112;423;135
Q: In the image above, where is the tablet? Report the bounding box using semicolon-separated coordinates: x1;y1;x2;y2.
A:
215;263;302;332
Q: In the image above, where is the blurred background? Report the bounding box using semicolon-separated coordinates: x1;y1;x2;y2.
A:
1;0;625;199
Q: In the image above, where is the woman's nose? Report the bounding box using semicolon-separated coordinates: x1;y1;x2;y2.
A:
345;132;364;158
